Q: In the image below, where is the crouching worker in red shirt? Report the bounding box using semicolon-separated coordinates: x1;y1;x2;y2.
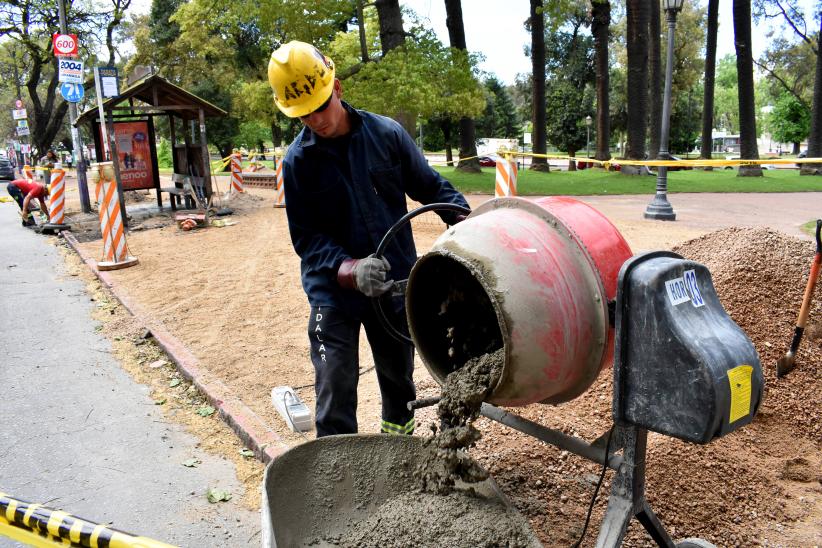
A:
6;179;49;227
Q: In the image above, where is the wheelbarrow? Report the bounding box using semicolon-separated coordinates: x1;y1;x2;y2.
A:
260;434;540;547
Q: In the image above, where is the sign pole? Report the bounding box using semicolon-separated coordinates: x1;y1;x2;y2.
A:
93;66;127;229
56;0;91;213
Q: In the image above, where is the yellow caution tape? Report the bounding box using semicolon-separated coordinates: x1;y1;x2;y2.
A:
425;149;822;169
0;493;178;548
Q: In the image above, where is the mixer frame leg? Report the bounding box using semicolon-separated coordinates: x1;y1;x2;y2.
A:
595;424;676;548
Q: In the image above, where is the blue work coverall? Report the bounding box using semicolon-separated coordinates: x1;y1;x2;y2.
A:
282;101;469;437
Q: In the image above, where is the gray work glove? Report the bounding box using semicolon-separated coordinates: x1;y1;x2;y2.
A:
337;254;393;297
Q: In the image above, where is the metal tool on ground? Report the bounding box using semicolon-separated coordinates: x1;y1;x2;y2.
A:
270;386;313;433
777;219;822;377
335;197;762;547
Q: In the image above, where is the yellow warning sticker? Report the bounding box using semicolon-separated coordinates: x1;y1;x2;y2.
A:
727;365;753;423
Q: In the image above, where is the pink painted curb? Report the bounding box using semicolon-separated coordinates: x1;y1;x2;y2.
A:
62;231;288;463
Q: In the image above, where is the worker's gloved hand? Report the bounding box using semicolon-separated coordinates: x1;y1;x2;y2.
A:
337;254;393;297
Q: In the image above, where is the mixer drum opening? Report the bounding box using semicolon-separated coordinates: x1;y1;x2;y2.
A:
405;253;505;384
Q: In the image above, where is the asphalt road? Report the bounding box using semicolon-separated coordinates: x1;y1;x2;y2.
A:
0;183;261;547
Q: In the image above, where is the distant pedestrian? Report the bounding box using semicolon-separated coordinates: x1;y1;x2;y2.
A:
39;150;57;169
6;178;49;227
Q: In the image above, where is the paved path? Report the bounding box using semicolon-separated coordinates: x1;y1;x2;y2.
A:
0;184;260;547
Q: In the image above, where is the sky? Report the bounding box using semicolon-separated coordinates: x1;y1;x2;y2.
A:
402;0;818;85
127;0;817;86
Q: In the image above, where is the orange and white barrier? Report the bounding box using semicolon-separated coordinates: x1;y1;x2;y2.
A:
91;162;138;271
45;168;69;228
274;156;285;208
230;153;244;193
23;165;33;182
495;155;518;197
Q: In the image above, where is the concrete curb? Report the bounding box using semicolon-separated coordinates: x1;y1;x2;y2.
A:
62;231;288;463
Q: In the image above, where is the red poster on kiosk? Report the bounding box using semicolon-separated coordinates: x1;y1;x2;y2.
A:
107;121;154;191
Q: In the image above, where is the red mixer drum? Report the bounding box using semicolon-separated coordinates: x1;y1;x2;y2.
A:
406;196;632;406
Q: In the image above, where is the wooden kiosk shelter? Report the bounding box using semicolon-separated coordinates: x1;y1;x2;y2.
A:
76;73;227;213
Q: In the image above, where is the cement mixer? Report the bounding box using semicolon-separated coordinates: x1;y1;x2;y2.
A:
263;196;764;547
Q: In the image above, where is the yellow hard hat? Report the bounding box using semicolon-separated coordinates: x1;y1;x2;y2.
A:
268;41;335;118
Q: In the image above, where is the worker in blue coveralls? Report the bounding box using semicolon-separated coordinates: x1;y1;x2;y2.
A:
268;41;470;437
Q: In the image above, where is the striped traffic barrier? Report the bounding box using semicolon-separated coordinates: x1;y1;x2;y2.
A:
0;492;177;548
495;154;517;197
42;168;70;233
273;156;285;208
23;164;34;182
230;153;244;193
90;162;138;271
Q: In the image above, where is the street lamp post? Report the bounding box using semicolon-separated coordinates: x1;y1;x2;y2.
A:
644;0;683;221
585;115;592;163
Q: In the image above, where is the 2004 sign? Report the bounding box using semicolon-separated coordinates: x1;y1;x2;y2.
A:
58;58;84;84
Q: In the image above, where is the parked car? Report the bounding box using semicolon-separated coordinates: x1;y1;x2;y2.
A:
478;156;496;167
0;158;15;181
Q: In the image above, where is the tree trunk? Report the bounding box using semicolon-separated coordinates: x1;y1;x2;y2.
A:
701;0;719;169
530;0;549;171
592;0;611;161
733;0;763;176
374;0;415;135
442;119;455;166
624;0;650;175
356;0;370;63
648;1;662;160
444;0;480;173
801;14;822;175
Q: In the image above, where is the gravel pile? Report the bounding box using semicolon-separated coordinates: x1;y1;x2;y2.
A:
464;227;822;547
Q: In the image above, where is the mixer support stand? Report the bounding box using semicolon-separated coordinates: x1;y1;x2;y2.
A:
477;405;678;547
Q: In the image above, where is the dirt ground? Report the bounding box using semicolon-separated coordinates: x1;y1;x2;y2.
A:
57;180;822;546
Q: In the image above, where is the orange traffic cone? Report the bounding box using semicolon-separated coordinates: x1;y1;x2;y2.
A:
230;153;244;193
495;155;518;198
91;162;138;271
273;156;285;208
42;168;70;233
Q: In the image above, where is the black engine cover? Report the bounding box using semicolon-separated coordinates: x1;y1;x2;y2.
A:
612;251;763;444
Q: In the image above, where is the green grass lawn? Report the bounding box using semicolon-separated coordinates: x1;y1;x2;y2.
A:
436;166;822;195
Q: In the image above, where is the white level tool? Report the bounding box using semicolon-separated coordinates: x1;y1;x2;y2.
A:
271;386;313;433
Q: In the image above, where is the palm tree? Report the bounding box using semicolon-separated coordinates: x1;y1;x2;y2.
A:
444;0;481;173
623;0;650;174
700;0;719;168
733;0;762;177
374;0;414;135
648;0;662;160
591;0;611;161
802;14;822;175
529;0;549;171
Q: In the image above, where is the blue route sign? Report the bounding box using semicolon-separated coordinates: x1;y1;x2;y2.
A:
60;82;84;103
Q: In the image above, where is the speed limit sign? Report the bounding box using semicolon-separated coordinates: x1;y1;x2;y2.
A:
52;33;78;57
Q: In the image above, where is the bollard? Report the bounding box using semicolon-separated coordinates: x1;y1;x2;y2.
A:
230;153;244;193
494;154;517;197
42;168;71;233
90;162;138;271
273;156;285;208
